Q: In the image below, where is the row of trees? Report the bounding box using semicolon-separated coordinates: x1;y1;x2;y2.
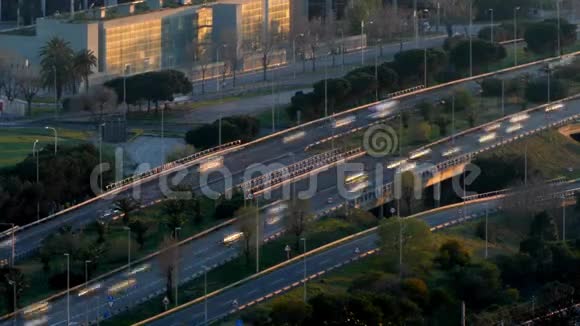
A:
39;37;97;101
287;34;509;122
104;69;192;111
477;18;577;56
243;205;580;325
184;115;260;149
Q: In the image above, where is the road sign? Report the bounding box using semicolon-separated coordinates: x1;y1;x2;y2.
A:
107;295;114;307
236;320;244;326
163;296;170;310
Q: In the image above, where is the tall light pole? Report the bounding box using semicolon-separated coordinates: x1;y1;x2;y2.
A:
125;226;131;276
301;237;307;302
325;64;329;116
340;29;345;71
53;65;57;120
64;253;70;326
375;49;379;101
174;227;181;306
33;139;40;220
123;64;130;115
360;20;365;65
514;7;520;66
45;126;57;154
557;0;561;57
561;195;566;242
489;9;494;43
218;114;222;146
203;265;208;324
469;0;473;76
255;198;260;273
436;2;441;32
161;104;165;165
85;260;91;325
484;203;488;258
99;123;106;192
293;33;304;80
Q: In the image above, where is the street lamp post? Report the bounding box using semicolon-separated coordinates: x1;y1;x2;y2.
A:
301;237;307;302
484;204;488;258
45;127;57;154
125;227;131;276
174;227;181;306
514;7;521;66
53;65;57;120
469;0;473;76
85;260;91;325
161;104;165;165
489;9;494;43
203;266;208;324
123;64;130;114
293;33;304;80
64;253;70;326
340;29;345;71
562;195;566;242
360;20;365;65
255;198;260;273
375;49;379;101
325;64;329;116
557;0;561;56
33;140;40;220
99;123;106;192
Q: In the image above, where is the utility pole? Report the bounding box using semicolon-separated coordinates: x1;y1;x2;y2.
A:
461;301;466;326
302;237;307;302
256;198;260;273
469;0;473;76
562;196;566;242
484;204;488;259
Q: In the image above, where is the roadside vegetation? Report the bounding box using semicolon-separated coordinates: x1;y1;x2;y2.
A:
224;200;580;326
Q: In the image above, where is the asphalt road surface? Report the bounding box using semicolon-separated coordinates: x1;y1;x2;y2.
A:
4;88;580;325
0;56;559;266
141;197;529;326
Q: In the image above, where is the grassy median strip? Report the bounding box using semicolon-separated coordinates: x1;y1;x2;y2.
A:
102;212;377;325
0;197;221;314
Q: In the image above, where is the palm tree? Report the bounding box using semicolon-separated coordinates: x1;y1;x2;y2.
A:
39;37;74;102
2;268;27;311
73;49;97;93
113;197;140;225
162;199;186;237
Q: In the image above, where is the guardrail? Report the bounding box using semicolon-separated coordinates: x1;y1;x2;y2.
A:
132;195;509;326
105;140;241;191
3;140;244;239
0;216;240;323
241;147;366;198
499;38;525;45
6;44;578;242
385;85;425;98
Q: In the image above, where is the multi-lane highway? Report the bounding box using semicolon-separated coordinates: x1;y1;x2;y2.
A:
137;190;570;326
1;52;566;266
5;76;580;325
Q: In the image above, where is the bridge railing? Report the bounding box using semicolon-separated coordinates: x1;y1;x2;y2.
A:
104;140;241;191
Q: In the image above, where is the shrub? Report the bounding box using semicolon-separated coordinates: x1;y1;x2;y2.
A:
525;78;568;103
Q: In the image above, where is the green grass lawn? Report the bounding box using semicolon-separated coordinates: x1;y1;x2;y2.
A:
0;128;91;168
